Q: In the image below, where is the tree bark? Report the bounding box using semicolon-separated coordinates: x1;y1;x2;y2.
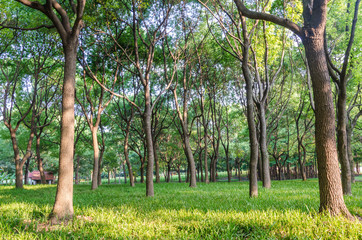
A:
36;136;46;184
233;0;352;219
91;128;99;190
336;82;352;195
75;155;80;185
184;134;197;187
50;45;77;223
144;93;154;197
258;103;271;188
154;142;160;184
303;35;352;218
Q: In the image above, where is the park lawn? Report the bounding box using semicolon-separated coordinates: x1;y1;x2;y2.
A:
0;180;361;239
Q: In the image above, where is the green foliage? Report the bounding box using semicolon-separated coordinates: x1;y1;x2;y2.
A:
0;181;361;239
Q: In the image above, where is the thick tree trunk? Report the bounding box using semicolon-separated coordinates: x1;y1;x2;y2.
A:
50;46;76;224
303;35;352;218
91;129;99;190
259;104;271;188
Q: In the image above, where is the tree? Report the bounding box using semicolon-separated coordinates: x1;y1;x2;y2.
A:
1;32;36;189
325;0;361;195
14;0;86;223
233;0;353;218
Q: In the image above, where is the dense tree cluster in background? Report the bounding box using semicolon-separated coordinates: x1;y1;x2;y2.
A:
0;0;361;222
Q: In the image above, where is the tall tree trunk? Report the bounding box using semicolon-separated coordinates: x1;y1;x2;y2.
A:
154;142;160;184
124;147;134;186
75;155;80;185
144;95;154;197
243;45;259;197
91;128;99;190
199;150;204;182
346;126;355;183
97;147;104;186
336;84;352;195
184;135;197;187
124;129;134;186
108;169;111;184
36;136;46;184
259;104;271;188
50;46;77;223
24;157;31;185
303;34;352;218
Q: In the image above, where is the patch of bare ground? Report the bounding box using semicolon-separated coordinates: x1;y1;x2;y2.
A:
22;215;93;232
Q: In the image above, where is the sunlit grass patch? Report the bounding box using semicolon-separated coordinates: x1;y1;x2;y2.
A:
0;180;361;239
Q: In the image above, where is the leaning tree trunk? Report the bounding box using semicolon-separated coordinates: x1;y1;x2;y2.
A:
303;35;352;218
50;45;77;223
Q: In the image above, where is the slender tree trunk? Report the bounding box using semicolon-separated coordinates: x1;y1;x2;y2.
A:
108;169;111;184
184;135;197;187
124;131;134;186
243;50;259;197
259;104;271;188
154;142;160;184
75;155;80;185
98;147;104;186
36;136;46;184
50;46;77;223
177;165;181;182
167;162;171;183
336;84;352;195
346;126;355;183
144;95;154;197
91;128;99;190
24;157;31;185
199;151;204;182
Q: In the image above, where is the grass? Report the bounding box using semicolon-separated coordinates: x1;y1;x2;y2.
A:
0;180;361;239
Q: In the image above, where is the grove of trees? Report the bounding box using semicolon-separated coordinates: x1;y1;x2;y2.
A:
0;0;361;223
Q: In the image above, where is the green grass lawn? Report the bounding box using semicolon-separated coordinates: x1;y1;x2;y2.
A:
0;180;361;239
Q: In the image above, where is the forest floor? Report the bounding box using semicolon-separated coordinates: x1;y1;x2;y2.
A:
0;180;361;239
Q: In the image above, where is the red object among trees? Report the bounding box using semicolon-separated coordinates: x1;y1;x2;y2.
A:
28;171;54;184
